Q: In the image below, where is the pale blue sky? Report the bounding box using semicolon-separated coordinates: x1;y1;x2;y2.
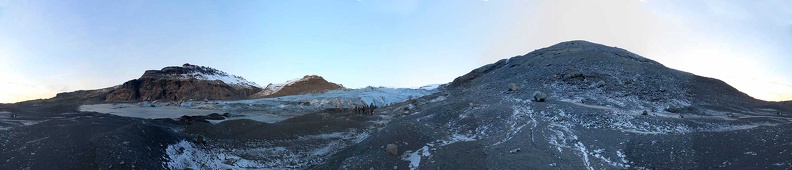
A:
1;0;790;103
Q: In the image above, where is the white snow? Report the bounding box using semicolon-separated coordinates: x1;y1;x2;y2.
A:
165;140;240;169
402;145;431;170
546;122;599;170
191;72;261;88
173;65;260;88
417;84;443;91
440;134;477;146
164;130;371;169
258;75;326;96
429;96;446;103
588;147;632;169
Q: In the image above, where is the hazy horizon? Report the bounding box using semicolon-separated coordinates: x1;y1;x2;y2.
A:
1;0;791;103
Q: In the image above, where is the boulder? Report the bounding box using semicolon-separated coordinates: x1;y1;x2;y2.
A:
508;83;519;91
386;144;398;156
532;91;547;102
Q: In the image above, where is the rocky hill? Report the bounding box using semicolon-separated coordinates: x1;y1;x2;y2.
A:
42;65;346;103
106;64;261;101
318;40;792;169
446;40;762;114
104;64;262;101
251;75;344;98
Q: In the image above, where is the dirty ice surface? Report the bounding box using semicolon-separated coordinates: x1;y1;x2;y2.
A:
80;104;217;119
80;87;436;123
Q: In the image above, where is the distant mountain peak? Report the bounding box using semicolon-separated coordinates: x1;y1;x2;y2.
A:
101;63;263;101
253;75;344;98
140;63;261;88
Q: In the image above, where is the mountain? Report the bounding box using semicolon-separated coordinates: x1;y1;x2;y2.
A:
445;40;763;113
46;64;346;102
317;40;792;169
104;63;262;101
251;75;344;98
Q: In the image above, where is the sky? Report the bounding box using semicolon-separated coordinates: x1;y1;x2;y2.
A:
0;0;790;103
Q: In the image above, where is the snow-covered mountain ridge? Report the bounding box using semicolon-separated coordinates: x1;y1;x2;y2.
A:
141;63;261;89
258;75;325;96
252;75;345;98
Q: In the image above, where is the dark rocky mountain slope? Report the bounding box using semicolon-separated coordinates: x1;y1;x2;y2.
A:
319;40;792;169
105;64;262;101
40;64;264;103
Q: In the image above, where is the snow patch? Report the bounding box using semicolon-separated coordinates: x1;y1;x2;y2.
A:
617;150;629;164
493;105;535;146
401;145;431;170
176;65;260;88
259;75;327;96
440;134;477;146
429;96;446;103
165;130;370;169
547;123;597;170
417;84;443;91
165;140;251;169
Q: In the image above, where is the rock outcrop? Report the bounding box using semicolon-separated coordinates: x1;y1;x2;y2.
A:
251;75;344;98
386;144;398;156
105;64;262;101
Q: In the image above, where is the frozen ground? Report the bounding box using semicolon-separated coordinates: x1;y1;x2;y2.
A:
165;130;370;169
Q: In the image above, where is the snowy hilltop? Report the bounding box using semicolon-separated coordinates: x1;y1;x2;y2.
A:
252;75;345;98
140;63;261;89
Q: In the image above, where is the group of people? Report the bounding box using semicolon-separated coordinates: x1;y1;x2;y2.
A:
353;103;378;115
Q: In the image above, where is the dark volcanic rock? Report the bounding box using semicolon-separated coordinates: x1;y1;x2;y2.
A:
38;64;262;103
320;40;792;169
0;102;185;170
448;40;762;112
105;78;259;101
105;64;262;101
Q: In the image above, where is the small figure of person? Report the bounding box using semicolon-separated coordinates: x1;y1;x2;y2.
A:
369;103;376;115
